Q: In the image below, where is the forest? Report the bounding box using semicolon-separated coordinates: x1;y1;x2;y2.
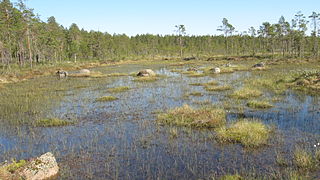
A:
0;0;319;69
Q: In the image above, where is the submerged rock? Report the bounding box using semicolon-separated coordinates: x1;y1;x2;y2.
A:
252;62;265;68
137;69;156;77
183;57;196;61
18;152;59;180
56;70;68;78
187;67;198;72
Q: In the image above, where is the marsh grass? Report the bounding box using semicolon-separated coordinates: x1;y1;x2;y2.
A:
189;82;203;86
157;104;226;128
107;86;130;93
293;148;314;170
35;118;73;127
230;88;263;99
205;85;232;92
247;100;273;109
187;72;206;78
187;92;203;96
133;76;159;82
105;73;128;77
69;71;106;78
216;119;270;148
96;96;118;102
219;174;243;180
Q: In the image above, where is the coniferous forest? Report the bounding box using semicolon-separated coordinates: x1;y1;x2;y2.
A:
0;0;319;69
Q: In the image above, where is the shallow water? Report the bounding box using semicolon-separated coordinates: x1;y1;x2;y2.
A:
0;63;319;179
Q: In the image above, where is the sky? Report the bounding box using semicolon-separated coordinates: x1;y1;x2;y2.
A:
12;0;320;36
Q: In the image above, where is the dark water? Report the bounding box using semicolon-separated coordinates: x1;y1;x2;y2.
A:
0;63;319;179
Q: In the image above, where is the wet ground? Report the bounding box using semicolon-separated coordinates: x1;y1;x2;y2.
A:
0;62;319;179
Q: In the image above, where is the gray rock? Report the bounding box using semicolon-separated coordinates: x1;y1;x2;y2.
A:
137;69;156;77
18;152;59;180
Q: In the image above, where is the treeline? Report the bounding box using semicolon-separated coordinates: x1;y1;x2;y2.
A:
0;0;319;69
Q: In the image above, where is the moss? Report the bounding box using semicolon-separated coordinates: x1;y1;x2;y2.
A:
107;86;130;93
217;119;270;148
35;118;72;127
5;160;27;173
157;104;226;128
96;96;118;102
230;88;263;99
247;100;273;109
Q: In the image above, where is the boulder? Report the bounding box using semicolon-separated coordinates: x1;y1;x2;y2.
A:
137;69;156;77
211;67;221;74
56;70;68;78
79;69;91;74
18;152;59;180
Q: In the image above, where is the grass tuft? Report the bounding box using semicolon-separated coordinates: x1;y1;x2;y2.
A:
157;104;226;128
247;100;273;109
230;88;263;99
133;76;159;82
35;118;73;127
293;148;314;170
96;96;118;102
216;119;270;148
205;85;232;92
107;86;130;93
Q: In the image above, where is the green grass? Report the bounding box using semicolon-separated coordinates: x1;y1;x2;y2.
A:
247;100;273;109
230;88;263;99
216;119;270;148
96;96;118;102
107;86;130;93
157;104;226;128
205;85;232;92
35;118;73;127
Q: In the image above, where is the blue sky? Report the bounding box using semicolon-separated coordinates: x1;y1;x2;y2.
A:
13;0;320;36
